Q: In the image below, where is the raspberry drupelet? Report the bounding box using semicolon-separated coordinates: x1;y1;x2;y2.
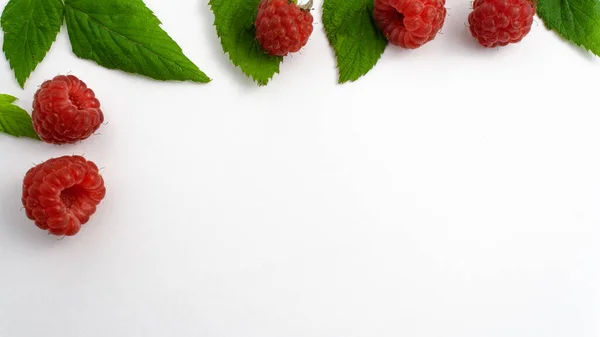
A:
22;156;106;236
468;0;536;48
32;75;104;144
373;0;447;49
255;0;314;56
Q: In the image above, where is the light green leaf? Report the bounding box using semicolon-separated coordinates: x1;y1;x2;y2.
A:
209;0;282;85
537;0;600;56
1;0;64;88
0;94;18;104
323;0;387;83
0;94;40;140
64;0;210;83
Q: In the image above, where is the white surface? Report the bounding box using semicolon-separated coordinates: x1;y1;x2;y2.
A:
0;0;599;336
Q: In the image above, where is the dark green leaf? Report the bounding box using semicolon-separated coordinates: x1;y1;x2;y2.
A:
209;0;282;85
323;0;387;83
64;0;210;83
537;0;600;56
1;0;64;88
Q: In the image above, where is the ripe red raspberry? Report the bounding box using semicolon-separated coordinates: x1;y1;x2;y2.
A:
468;0;535;48
373;0;447;49
32;75;104;144
255;0;314;56
22;156;106;236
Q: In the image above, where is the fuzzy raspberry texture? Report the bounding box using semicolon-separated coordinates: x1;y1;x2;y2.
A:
255;0;314;56
469;0;535;48
373;0;447;49
32;75;104;144
22;156;106;236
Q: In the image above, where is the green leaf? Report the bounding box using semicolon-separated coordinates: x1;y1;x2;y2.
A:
323;0;387;83
537;0;600;57
0;94;18;104
63;0;210;83
0;94;40;140
209;0;282;85
1;0;64;88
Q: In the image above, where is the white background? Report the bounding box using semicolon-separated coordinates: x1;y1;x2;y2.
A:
0;0;599;336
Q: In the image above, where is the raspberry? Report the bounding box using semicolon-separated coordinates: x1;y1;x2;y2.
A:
373;0;447;49
255;0;314;56
32;75;104;144
22;156;106;236
468;0;535;48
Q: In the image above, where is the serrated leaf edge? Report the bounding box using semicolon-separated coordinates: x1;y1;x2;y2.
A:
208;0;282;86
322;0;387;84
1;0;65;88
